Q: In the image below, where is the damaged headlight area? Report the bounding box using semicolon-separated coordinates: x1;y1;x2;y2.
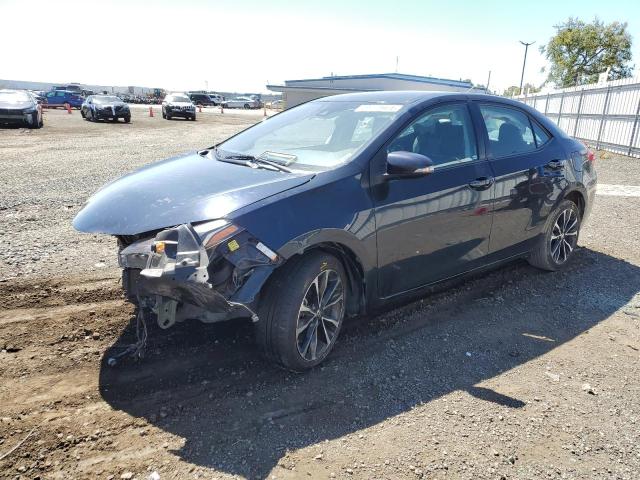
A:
118;220;281;329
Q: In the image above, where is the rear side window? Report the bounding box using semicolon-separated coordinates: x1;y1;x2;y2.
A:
480;105;536;158
532;121;551;147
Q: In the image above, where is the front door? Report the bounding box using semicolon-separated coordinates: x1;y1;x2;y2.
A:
371;102;494;298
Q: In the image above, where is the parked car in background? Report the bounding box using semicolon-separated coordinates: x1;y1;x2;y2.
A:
73;91;597;371
268;99;284;110
81;95;131;123
53;84;83;94
208;94;224;105
222;96;260;109
44;90;84;108
188;93;217;106
29;91;46;104
162;93;196;120
0;89;43;128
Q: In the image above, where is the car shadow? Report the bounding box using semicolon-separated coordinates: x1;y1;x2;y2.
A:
99;248;640;478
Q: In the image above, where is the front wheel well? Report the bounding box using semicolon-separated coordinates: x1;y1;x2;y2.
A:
285;242;366;317
564;190;585;219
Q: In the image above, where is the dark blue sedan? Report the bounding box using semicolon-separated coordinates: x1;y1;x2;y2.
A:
74;91;597;370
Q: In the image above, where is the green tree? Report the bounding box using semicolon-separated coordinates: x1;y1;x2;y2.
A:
503;86;521;97
541;17;633;87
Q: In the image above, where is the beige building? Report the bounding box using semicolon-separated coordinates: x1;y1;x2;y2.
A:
267;73;480;108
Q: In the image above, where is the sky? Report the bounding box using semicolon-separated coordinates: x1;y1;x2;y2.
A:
2;0;639;94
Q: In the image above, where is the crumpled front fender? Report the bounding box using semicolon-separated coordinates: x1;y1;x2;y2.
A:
122;223;281;327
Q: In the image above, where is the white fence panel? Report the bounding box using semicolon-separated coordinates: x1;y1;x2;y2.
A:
515;77;640;158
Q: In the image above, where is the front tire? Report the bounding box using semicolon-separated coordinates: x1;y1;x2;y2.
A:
256;252;347;371
528;199;581;271
28;112;42;129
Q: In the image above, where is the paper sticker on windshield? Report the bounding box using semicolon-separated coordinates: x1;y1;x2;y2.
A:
355;104;402;113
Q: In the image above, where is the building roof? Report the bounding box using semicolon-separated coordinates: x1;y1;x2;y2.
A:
284;73;473;89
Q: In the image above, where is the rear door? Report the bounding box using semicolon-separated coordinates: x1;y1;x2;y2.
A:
371;101;495;298
471;101;565;255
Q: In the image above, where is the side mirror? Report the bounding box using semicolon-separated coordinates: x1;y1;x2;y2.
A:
385;151;434;179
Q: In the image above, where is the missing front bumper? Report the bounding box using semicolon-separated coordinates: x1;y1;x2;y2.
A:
120;223;279;329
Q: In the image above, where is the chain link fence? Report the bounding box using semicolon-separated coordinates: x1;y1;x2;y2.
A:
516;77;640;158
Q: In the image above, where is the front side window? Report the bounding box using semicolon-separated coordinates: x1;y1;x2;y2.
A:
480;105;536;157
388;103;478;168
218;101;402;170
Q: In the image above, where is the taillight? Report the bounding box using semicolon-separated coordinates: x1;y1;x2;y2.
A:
580;141;596;163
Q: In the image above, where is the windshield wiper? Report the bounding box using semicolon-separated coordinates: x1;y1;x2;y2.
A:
216;151;292;173
251;156;292;173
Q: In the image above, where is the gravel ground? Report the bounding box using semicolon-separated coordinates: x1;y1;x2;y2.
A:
0;113;639;480
0;107;260;280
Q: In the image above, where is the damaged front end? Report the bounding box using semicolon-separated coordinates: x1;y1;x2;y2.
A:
118;220;281;329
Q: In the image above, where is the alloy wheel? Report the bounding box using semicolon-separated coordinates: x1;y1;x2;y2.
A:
550;208;578;264
296;269;345;362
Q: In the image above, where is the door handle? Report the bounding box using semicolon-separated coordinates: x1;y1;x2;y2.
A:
546;159;564;170
468;177;494;190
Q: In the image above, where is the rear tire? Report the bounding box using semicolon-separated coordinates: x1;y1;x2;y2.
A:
124;115;131;123
255;251;347;371
528;199;581;271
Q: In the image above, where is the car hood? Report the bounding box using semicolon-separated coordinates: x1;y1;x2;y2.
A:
96;102;127;107
167;102;193;107
73;151;314;235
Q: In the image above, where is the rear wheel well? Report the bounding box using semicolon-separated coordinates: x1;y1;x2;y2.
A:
285;242;366;317
564;190;585;219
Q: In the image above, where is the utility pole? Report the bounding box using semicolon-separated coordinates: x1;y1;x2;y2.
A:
519;40;535;94
395;56;399;73
486;70;492;93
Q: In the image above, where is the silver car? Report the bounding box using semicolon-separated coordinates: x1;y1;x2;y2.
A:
222;96;260;109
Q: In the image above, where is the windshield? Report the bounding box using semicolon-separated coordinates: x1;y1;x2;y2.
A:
93;96;121;104
218;100;403;170
0;91;32;102
167;95;190;103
